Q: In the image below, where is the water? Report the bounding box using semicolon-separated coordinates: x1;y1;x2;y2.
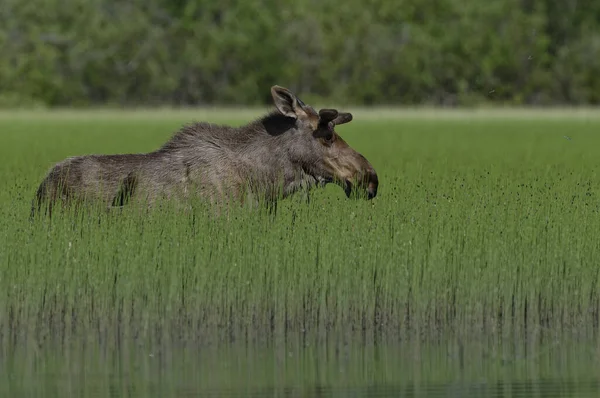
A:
2;332;599;397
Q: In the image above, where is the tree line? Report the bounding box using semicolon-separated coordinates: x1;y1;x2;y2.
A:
1;0;599;107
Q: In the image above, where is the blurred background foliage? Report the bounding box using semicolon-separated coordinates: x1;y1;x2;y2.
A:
0;0;599;107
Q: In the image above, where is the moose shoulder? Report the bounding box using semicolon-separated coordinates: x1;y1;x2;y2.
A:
32;85;379;217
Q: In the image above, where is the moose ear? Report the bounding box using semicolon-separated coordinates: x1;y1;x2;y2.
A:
271;85;302;119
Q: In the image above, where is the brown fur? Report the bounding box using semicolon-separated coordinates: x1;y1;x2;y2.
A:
31;86;378;218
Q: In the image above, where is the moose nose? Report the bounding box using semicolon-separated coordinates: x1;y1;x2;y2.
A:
367;171;378;199
367;182;377;199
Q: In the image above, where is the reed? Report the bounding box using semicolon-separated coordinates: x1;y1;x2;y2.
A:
1;110;599;350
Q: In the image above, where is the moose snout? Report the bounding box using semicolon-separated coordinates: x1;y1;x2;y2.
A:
345;166;378;200
366;170;378;199
331;149;379;200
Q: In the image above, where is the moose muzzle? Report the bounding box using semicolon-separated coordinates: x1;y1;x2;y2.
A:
343;164;378;200
367;170;378;199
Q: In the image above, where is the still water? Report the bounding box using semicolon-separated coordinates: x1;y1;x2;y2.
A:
1;332;599;397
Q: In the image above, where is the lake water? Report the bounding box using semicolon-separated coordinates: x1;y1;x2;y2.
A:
2;332;599;397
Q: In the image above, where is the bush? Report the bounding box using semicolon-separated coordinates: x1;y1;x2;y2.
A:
0;0;598;107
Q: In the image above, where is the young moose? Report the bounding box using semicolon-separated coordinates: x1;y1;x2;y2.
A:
32;86;379;217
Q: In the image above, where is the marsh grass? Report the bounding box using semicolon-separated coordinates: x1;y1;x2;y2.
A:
1;110;599;352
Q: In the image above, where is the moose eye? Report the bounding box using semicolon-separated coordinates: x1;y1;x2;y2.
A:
315;121;335;144
323;131;334;143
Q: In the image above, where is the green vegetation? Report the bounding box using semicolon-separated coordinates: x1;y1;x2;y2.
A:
1;0;600;107
1;110;599;353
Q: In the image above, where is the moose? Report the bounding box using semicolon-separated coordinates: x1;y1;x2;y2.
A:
32;85;379;217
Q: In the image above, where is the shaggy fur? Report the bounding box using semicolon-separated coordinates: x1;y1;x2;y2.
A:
32;86;378;217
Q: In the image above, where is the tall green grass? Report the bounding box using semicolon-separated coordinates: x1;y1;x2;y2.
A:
1;110;599;349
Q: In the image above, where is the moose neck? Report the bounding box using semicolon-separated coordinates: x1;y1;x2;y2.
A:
237;112;316;199
252;112;297;137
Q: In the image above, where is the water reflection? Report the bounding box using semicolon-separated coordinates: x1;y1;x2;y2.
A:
1;333;599;397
